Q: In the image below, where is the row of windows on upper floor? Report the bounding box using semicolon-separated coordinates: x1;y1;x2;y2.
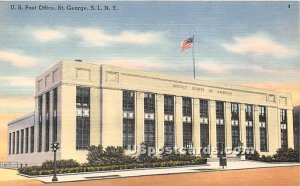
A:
121;90;287;124
73;88;288;127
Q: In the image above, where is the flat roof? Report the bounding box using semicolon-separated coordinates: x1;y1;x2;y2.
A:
8;111;35;126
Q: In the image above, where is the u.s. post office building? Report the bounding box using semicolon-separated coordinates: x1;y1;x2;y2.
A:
7;60;294;165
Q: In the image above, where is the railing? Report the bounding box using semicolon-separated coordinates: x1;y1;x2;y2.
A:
0;161;19;169
184;141;193;149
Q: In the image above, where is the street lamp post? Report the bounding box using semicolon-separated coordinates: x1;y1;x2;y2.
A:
50;142;60;182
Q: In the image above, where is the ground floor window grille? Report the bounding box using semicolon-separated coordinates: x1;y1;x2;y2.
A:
123;119;135;150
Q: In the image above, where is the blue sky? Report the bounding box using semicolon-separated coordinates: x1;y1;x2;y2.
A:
0;1;299;112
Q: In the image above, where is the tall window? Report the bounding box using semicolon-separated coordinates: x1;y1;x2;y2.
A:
38;96;43;152
9;133;11;155
53;88;58;143
16;131;19;154
216;101;225;145
245;105;254;148
144;93;155;147
76;87;90;150
183;97;192;148
20;129;24;154
45;92;50;152
164;95;174;147
12;132;15;154
25;128;29;153
200;99;209;148
123;91;135;150
259;106;268;152
30;126;34;153
231;103;239;149
280;109;288;148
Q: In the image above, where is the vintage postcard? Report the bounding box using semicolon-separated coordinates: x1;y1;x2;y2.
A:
0;1;299;186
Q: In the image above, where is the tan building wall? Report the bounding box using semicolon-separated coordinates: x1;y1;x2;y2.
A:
8;60;294;164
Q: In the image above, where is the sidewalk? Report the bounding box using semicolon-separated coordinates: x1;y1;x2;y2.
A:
0;168;29;181
31;160;299;183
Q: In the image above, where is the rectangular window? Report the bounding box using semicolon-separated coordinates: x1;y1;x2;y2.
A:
20;129;24;154
76;87;90;150
200;99;209;118
9;133;11;155
45;92;50;152
16;131;19;154
246;124;254;148
53;88;58;143
183;123;192;148
245;104;253;121
123;91;135;150
144;120;155;147
245;105;254;148
123;119;135;150
164;122;174;147
12;132;15;154
280;109;288;148
183;97;192;148
30;126;34;153
164;95;174;114
231;103;240;149
164;95;174;147
25;128;29;153
200;99;209;149
216;101;224;119
38;96;43;152
144;93;155;147
259;106;268;152
182;97;192;116
123;90;134;111
144;93;155;113
216;101;225;145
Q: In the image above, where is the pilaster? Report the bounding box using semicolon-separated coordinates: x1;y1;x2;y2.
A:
209;100;216;151
240;104;246;147
156;94;164;149
287;109;294;148
254;105;260;152
225;102;232;150
175;96;183;148
136;92;144;149
193;98;200;149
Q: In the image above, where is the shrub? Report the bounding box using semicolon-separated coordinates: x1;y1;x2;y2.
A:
273;148;299;162
260;155;274;162
18;145;208;176
42;159;80;169
86;145;105;166
246;148;299;162
161;152;197;162
18;158;207;176
138;142;158;163
246;150;260;161
87;145;133;165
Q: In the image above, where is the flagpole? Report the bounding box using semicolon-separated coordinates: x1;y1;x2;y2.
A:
192;34;196;79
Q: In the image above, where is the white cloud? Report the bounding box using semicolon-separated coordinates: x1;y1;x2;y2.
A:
221;33;297;57
75;28;164;47
196;59;234;74
33;29;66;42
0;50;36;68
250;64;299;76
0;76;34;87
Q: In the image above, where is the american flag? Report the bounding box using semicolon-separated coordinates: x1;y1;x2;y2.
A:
181;37;193;51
